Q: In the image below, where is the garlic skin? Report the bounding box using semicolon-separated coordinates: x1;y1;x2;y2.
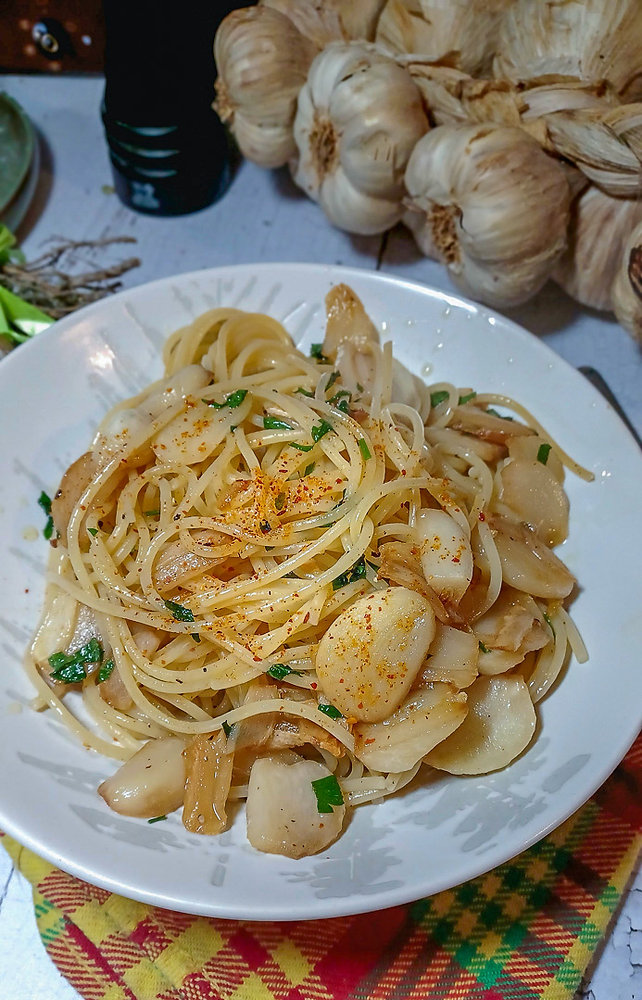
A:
544;104;642;198
403;124;571;309
291;41;429;235
262;0;387;47
214;6;317;168
376;0;512;77
553;185;642;311
494;0;642;103
612;220;642;343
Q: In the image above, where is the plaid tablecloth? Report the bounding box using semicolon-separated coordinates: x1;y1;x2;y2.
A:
2;733;640;1000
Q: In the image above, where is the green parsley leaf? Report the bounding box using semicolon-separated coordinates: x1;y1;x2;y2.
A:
289;441;314;452
311;420;333;443
274;492;286;511
325;371;340;392
191;633;201;643
43;516;54;540
485;407;514;420
537;442;552;465
358;438;372;461
295;387;315;398
38;491;52;516
311;774;344;814
478;640;490;654
147;815;167;824
304;462;316;477
332;556;367;590
458;391;476;404
310;343;327;361
204;389;248;409
164;599;195;623
318;703;343;720
87;527;99;537
49;638;104;684
266;663;303;680
543;611;556;638
222;720;235;738
143;508;160;517
263;415;293;431
430;390;450;408
97;659;115;683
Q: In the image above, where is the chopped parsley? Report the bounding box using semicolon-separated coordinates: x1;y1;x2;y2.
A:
48;637;104;684
204;388;248;409
38;490;55;540
332;556;368;590
304;462;316;477
543;611;556;637
147;815;167;824
478;640;490;654
358;438;371;461
274;492;286;511
97;658;115;683
87;527;99;537
266;662;303;680
191;633;201;643
537;442;552;465
318;703;343;720
164;599;195;623
222;720;234;738
311;420;333;443
289;441;314;452
263;415;293;431
485;407;514;420
295;387;315;398
311;774;344;813
325;371;340;392
143;508;160;517
430;390;450;408
309;343;327;361
458;391;476;404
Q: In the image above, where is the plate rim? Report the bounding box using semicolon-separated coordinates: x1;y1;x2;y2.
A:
1;261;641;920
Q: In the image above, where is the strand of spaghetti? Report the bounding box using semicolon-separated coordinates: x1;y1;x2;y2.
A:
474;392;594;481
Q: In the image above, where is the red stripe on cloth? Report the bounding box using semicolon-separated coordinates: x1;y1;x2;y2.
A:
48;919;137;1000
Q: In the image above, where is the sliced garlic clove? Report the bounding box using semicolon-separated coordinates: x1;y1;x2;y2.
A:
246;756;345;858
612;219;642;343
316;586;436;722
98;737;187;818
498;458;570;547
417;622;479;689
414;508;473;605
490;516;575;600
354;681;467;772
425;675;536;774
403;124;571;308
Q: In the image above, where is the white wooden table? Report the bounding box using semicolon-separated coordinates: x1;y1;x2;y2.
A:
0;75;640;1000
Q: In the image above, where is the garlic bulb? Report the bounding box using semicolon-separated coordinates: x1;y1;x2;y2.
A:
494;0;642;103
262;0;388;46
407;62;524;128
403;124;571;309
376;0;512;76
553;185;642;311
214;6;317;168
544;104;642;198
292;41;429;235
611;221;642;343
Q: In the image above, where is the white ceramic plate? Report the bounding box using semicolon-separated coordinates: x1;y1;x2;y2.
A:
1;263;640;920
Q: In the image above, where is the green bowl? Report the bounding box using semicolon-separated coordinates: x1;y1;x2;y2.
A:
0;92;36;217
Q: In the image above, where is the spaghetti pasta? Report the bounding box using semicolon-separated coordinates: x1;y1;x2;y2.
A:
27;284;591;858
